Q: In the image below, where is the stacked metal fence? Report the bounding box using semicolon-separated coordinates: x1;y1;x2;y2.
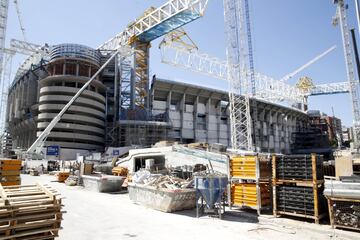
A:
272;154;326;223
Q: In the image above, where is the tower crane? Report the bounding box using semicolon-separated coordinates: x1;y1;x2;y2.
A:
223;0;254;151
333;0;360;148
26;0;210;155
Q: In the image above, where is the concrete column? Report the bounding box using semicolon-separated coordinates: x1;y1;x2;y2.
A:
76;63;80;76
63;63;66;75
180;92;185;142
166;90;172;120
193;95;199;142
206;97;211;143
216;100;221;144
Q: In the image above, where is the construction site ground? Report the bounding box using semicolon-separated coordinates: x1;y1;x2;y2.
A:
22;174;359;240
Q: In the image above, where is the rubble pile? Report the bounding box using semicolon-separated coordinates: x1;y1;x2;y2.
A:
132;170;193;190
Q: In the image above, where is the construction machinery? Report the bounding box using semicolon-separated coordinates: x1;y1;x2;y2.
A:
333;0;360;148
25;0;210;156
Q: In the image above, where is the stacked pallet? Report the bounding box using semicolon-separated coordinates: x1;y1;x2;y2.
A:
272;154;327;224
0;159;22;186
0;183;64;239
229;154;271;214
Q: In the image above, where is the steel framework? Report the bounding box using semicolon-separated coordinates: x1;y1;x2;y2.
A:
160;39;306;105
333;0;360;147
310;81;349;96
223;0;253;151
98;0;209;110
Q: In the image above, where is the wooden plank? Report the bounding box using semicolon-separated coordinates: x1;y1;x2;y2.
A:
0;182;20;187
0;185;8;206
0;227;61;240
0;160;22;165
36;183;55;201
0;165;21;171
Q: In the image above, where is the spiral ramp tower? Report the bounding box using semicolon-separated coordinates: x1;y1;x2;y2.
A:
36;44;106;156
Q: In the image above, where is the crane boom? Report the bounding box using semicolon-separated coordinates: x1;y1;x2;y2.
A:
280;45;337;82
13;0;26;41
159;37;305;105
26;47;132;154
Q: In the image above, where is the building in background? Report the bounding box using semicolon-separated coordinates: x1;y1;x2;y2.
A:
307;110;343;147
4;43;311;159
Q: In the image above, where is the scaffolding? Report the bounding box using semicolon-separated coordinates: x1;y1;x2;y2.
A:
117;109;170;147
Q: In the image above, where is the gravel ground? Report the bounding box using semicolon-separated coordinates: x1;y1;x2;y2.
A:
21;174;359;240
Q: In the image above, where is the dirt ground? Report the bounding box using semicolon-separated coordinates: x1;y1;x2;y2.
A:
21;174;359;240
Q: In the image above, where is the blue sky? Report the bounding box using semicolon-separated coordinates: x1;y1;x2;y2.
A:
6;0;359;126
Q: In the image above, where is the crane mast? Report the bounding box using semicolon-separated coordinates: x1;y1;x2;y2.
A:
333;0;360;148
223;0;254;151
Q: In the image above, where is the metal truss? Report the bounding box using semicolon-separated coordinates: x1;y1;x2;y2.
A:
132;41;150;108
223;0;253;151
98;0;209;110
10;39;42;55
119;58;132;110
98;0;209;50
0;0;9;95
333;0;360;147
13;0;26;41
0;53;12;134
309;81;349;96
160;40;305;105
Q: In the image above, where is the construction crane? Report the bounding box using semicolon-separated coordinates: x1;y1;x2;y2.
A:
27;0;210;155
223;0;254;151
279;45;337;82
159;32;305;105
0;0;29;135
98;0;209;110
13;0;26;41
333;0;360;148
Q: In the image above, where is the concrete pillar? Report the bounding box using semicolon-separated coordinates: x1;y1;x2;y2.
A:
180;92;185;142
76;63;80;76
206;97;211;143
194;95;199;142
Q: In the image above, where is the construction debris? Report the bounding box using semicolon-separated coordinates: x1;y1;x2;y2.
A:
65;175;79;186
132;170;193;190
112;167;128;177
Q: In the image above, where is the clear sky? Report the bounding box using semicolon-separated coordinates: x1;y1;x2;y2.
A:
5;0;360;126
